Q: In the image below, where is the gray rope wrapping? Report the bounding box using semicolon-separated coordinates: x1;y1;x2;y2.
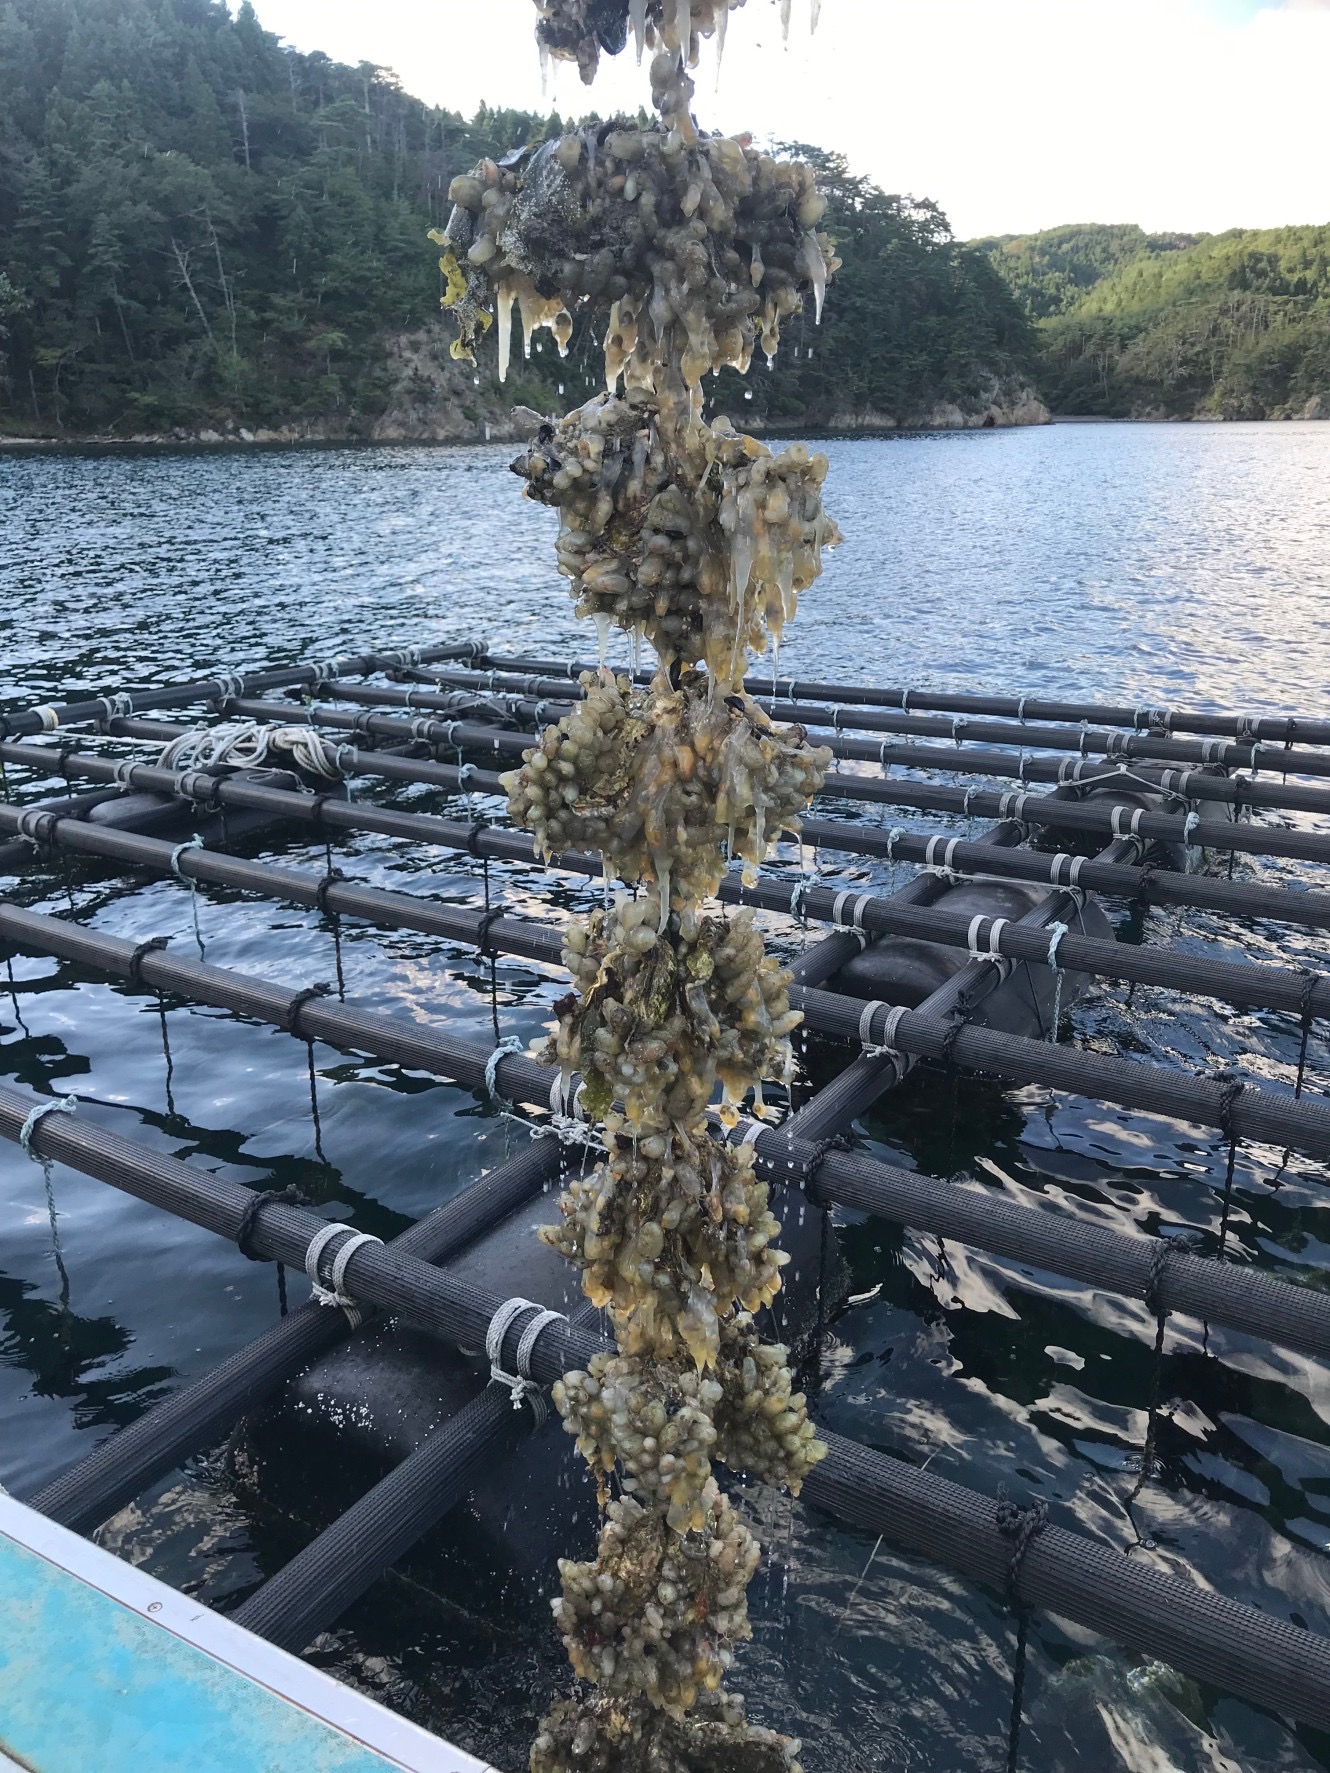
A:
303;1222;383;1328
485;1296;566;1424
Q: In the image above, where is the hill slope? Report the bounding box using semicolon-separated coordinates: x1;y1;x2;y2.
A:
975;222;1330;418
0;0;1041;441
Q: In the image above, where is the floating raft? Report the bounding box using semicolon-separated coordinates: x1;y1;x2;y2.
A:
2;636;1330;1759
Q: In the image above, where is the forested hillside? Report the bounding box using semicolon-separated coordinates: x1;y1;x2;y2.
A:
0;0;1040;440
976;222;1330;418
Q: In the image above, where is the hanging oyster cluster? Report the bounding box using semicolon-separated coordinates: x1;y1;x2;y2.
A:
437;4;836;1767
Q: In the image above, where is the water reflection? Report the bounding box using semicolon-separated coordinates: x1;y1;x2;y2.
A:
3;424;1330;1768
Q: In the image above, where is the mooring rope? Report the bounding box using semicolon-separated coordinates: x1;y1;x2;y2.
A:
167;836;206;959
995;1488;1049;1773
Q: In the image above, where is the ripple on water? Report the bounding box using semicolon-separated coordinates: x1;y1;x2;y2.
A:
3;423;1330;1769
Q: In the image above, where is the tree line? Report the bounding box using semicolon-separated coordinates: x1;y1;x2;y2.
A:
0;0;1036;437
976;222;1330;417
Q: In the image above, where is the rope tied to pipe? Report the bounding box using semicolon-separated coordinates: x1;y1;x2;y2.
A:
236;1183;311;1314
237;1184;309;1258
484;1036;524;1110
966;914;1012;980
126;935;170;989
1125;1231;1200;1511
303;1222;383;1329
995;1488;1049;1773
857;1001;910;1077
168;835;206;959
831;891;873;949
315;868;346;918
485;1296;567;1425
94;692;134;729
18;1094;78;1166
286;982;332;1043
794;1131;852;1189
1215;1077;1246;1261
1045;921;1070;1042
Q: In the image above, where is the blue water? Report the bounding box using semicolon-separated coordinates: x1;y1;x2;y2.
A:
3;420;1330;1771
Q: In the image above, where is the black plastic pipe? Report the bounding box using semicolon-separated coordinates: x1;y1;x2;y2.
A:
0;1081;599;1382
5;802;1329;1154
7;1082;1330;1731
231;1387;524;1650
3;820;1327;1156
801;1430;1330;1732
27;1137;561;1532
471;651;1330;749
222;683;1330;823
9;717;1330;894
3;936;1328;1358
363;663;1330;791
0;641;485;740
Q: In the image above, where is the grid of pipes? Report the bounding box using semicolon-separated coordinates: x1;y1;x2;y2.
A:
3;637;1330;1751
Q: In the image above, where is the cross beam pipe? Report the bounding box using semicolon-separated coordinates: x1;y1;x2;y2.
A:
0;641;486;741
27;1136;562;1533
2;924;1328;1353
470;651;1330;749
5;1082;1330;1731
219;683;1330;823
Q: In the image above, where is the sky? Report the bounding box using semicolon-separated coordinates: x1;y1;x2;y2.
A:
245;0;1330;239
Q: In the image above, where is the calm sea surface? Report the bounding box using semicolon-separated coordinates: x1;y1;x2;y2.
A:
3;421;1330;1771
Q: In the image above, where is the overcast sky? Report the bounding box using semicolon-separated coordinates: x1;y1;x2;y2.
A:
246;0;1329;239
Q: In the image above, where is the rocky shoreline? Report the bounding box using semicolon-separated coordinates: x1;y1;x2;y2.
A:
1;329;1055;448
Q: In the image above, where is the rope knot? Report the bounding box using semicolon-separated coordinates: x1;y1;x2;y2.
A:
485;1297;566;1425
995;1490;1049;1602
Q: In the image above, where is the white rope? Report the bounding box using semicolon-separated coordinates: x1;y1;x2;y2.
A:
789;877;815;924
95;693;134;727
966;915;1011;977
484;1036;523;1109
1046;921;1071;1042
168;835;206;958
857;1001;908;1070
157;721;346;781
303;1223;382;1328
831;891;872;948
1110;805;1146;839
209;670;246;703
31;706;60;732
485;1296;565;1423
19;1094;78;1164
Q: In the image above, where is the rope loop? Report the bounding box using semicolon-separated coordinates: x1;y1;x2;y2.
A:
16;807;60;849
789;876;816;925
464;819;489;858
95;692;134;728
858;1001;909;1072
286;981;332;1041
18;1094;78;1162
484;1036;523;1108
126;934;170;987
167;835;203;882
831;890;872;948
32;705;61;732
966;915;1011;978
236;1184;310;1261
995;1489;1049;1602
303;1222;383;1327
315;868;346;918
485;1296;566;1424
